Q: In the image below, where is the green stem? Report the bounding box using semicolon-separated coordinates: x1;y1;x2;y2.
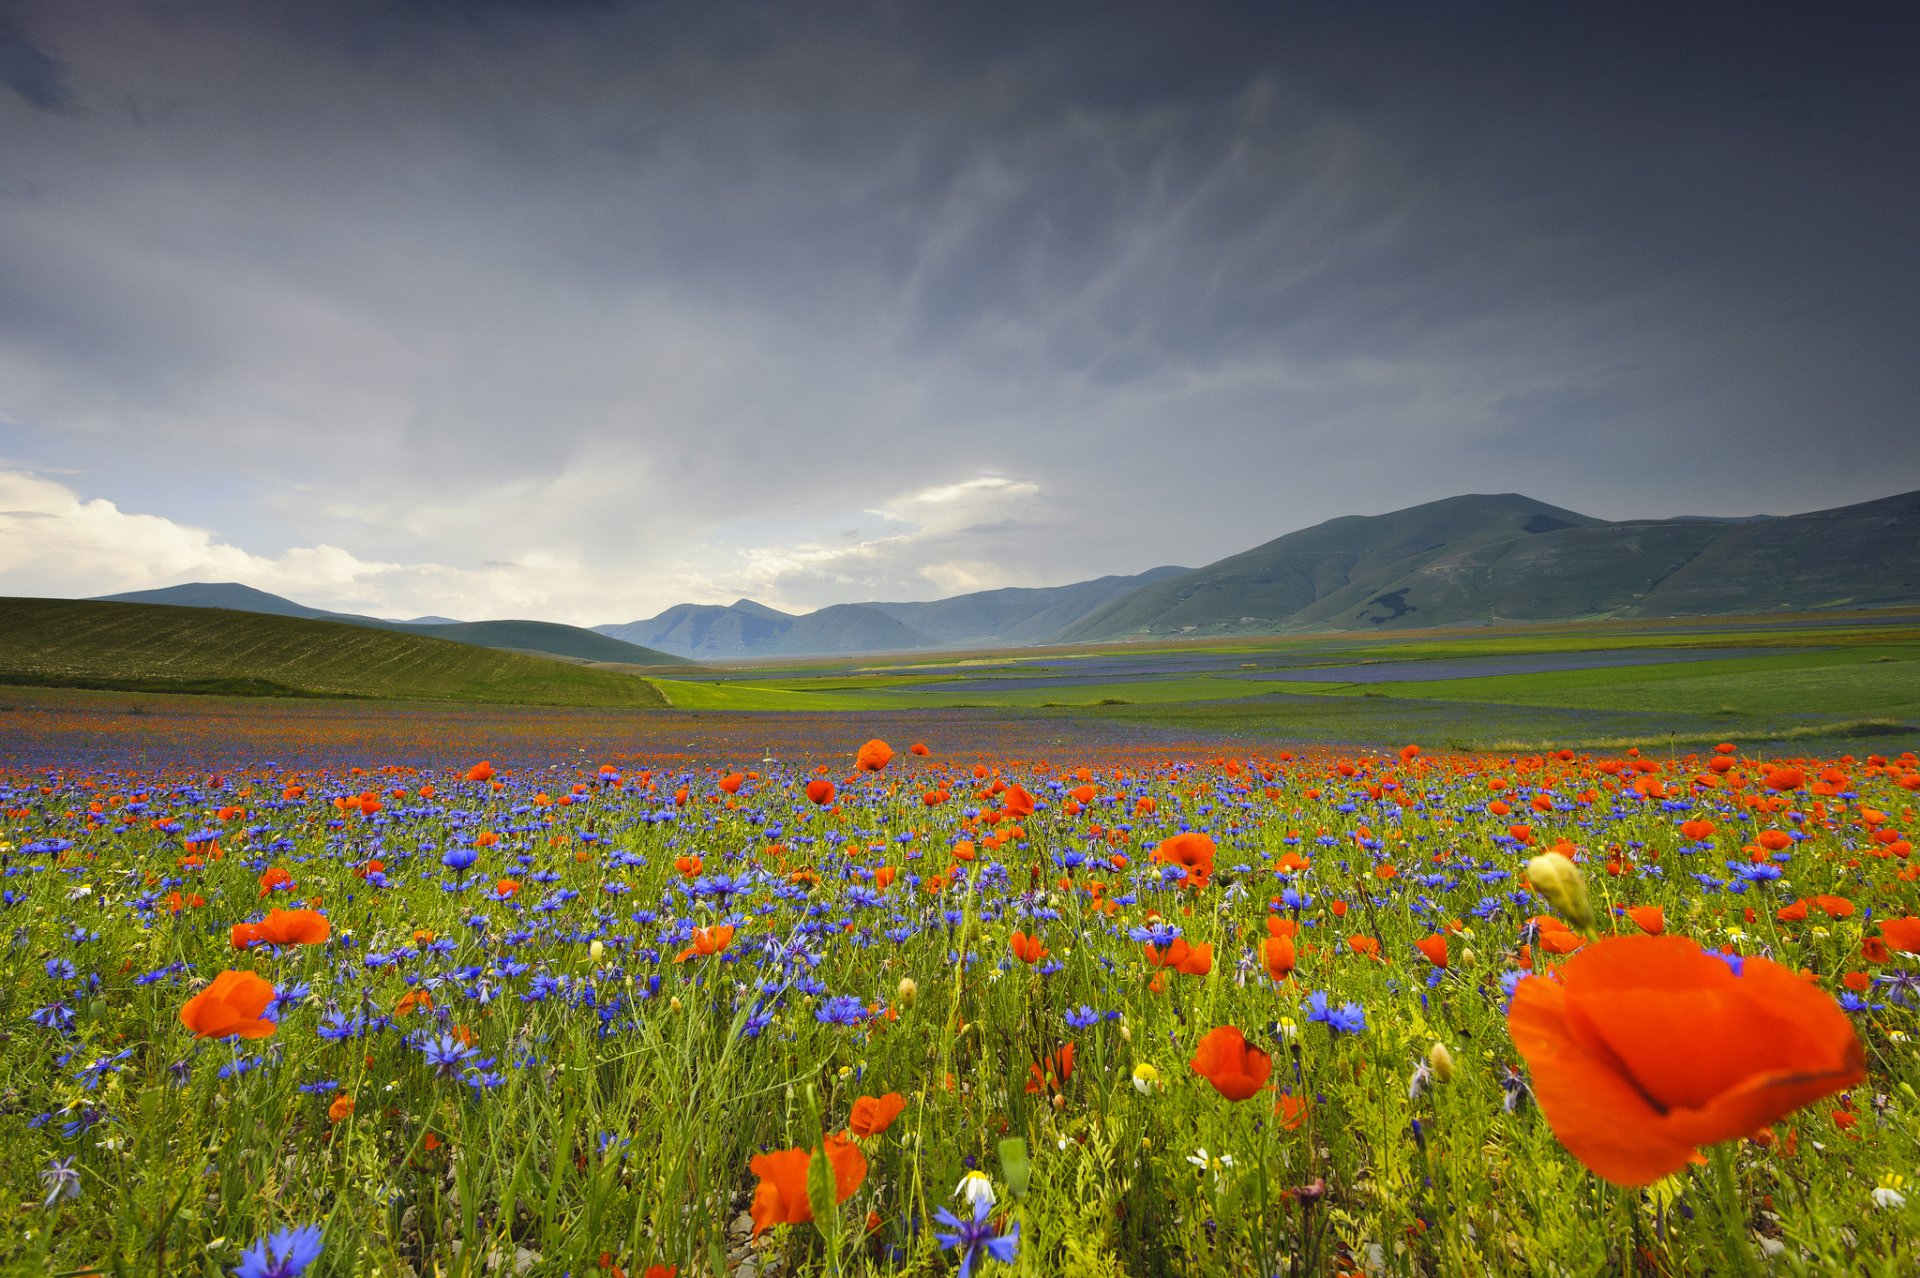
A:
1710;1145;1761;1278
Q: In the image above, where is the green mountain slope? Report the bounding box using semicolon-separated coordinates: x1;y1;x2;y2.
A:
868;567;1190;644
1062;494;1599;638
597;569;1193;659
96;582;683;666
0;598;666;706
386;618;684;664
1063;490;1920;639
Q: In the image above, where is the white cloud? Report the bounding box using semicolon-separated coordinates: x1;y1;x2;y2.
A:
0;464;1056;624
0;465;407;601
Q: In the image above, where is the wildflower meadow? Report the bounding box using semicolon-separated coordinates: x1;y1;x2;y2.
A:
5;727;1919;1276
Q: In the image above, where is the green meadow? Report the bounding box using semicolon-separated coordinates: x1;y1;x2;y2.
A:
644;612;1920;754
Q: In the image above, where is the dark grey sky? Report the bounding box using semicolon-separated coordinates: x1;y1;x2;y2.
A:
2;0;1915;623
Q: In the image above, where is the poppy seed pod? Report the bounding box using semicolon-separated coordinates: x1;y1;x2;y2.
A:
1527;851;1595;931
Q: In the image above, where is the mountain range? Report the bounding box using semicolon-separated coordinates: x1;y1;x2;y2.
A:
1057;489;1920;641
592;567;1191;660
93;489;1920;662
94;582;684;666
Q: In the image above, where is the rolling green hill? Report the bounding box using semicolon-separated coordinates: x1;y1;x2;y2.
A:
98;582;684;666
0;598;666;706
1062;490;1920;639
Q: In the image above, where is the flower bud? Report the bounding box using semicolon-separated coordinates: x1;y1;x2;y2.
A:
669;996;683;1012
1526;851;1595;931
1428;1042;1455;1083
896;977;918;1009
589;939;604;961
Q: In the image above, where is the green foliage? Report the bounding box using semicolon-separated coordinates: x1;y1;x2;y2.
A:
0;597;667;707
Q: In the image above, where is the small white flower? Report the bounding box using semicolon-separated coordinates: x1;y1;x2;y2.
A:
1131;1062;1160;1095
955;1170;995;1209
1874;1173;1908;1209
1186;1148;1235;1187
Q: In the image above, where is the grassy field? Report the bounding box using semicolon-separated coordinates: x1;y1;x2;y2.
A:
0;598;666;708
644;611;1920;754
4;607;1919;1275
7;598;1917;755
5;731;1917;1276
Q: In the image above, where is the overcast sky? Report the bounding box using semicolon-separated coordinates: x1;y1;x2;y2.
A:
2;1;1916;624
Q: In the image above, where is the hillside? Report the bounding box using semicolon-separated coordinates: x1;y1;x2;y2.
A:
98;582;683;666
597;567;1191;659
1062;490;1920;639
867;567;1190;645
0;598;667;706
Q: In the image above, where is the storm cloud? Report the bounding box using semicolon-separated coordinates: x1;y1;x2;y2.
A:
2;1;1915;624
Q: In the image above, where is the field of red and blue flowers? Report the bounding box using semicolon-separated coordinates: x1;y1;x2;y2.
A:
6;694;1918;1276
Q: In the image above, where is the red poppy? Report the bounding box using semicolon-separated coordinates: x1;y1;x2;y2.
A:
1508;935;1865;1185
1414;934;1449;969
180;970;277;1040
1026;1043;1075;1094
1190;1025;1272;1102
1880;918;1920;954
806;779;836;806
855;740;894;773
748;1134;867;1235
1263;934;1297;981
675;925;736;963
848;1092;906;1138
1010;930;1049;965
1151;832;1215;890
233;907;330;948
1141;937;1213;976
1002;784;1036;818
1625;905;1665;936
1273;1092;1308;1130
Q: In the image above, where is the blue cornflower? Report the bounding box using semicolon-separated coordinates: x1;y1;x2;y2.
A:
815;995;868;1026
1126;922;1182;947
38;1156;80;1208
692;872;753;905
232;1223;323;1278
264;982;312;1021
934;1197;1019;1278
416;1032;480;1075
1304;990;1366;1035
465;1069;507;1094
29;1002;75;1030
1063;1005;1100;1030
59;1106;107;1139
1873;970;1920;1007
442;846;478;873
